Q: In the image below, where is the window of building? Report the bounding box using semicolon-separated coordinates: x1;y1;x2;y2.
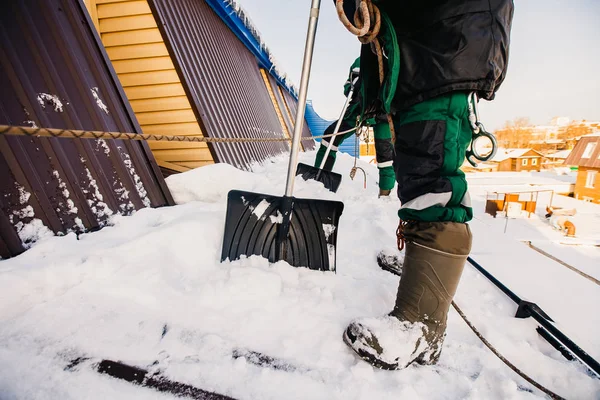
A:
582;143;597;158
532;158;538;166
522;159;528;166
586;170;597;188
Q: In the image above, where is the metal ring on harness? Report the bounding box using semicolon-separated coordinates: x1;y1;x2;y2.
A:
466;122;498;167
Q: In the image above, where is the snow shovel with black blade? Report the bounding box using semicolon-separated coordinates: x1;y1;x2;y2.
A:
295;76;358;193
221;0;344;272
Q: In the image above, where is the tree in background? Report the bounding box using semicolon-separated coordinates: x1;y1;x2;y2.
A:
558;121;593;142
494;117;533;148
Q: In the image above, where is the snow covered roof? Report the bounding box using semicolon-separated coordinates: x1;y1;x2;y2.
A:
545;149;572;159
582;131;600;137
2;159;600;399
491;148;543;162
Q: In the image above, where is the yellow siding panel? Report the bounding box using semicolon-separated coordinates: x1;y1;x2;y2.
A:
152;148;214;162
97;1;151;18
119;70;180;87
106;43;169;60
130;96;190;113
140;122;203;136
99;14;157;33
137;109;197;125
124;83;186;100
149;141;208;150
101;28;163;47
112;57;174;74
90;0;216;170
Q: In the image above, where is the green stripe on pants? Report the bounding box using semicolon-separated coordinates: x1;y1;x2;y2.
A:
393;92;473;223
373;122;396;191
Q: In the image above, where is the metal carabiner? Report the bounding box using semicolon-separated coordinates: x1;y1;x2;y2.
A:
466;92;497;167
467;92;480;134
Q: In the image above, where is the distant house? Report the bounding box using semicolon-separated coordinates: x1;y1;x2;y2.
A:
543;149;572;169
564;134;600;203
491;149;544;172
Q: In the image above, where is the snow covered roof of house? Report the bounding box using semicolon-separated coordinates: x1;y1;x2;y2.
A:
545;149;572;159
491;148;543;162
583;131;600;137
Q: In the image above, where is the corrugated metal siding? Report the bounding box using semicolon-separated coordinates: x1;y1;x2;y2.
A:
565;136;600;168
0;0;173;258
279;88;316;151
85;0;214;173
305;101;356;156
148;0;290;170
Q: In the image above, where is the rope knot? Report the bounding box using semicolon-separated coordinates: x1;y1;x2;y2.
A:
396;219;408;251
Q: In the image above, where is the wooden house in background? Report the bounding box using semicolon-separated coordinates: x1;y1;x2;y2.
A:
564;134;600;203
492;149;544;172
542;149;572;169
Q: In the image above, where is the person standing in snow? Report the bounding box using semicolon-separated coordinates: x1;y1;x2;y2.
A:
337;0;514;369
314;57;395;197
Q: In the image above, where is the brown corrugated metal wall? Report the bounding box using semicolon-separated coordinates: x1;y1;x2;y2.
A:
0;0;173;258
149;0;311;170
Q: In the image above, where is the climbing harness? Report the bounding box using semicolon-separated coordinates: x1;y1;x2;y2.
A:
466;92;498;167
336;0;396;142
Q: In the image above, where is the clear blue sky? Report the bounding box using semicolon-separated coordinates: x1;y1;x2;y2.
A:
236;0;600;131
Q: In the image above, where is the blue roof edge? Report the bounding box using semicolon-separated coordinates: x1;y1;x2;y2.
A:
205;0;298;99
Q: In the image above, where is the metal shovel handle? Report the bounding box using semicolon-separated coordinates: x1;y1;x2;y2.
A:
284;0;322;197
319;76;359;170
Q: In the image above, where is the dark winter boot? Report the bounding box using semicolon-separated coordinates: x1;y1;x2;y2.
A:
343;221;472;370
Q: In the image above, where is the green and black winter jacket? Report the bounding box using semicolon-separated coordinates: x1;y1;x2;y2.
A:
337;0;514;112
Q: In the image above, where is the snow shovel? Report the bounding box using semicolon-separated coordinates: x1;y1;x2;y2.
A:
295;76;359;192
221;0;344;272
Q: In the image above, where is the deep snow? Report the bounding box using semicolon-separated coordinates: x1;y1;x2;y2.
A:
1;151;599;400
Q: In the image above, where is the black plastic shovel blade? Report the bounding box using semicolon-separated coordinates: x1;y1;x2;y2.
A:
221;190;344;272
296;162;342;193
